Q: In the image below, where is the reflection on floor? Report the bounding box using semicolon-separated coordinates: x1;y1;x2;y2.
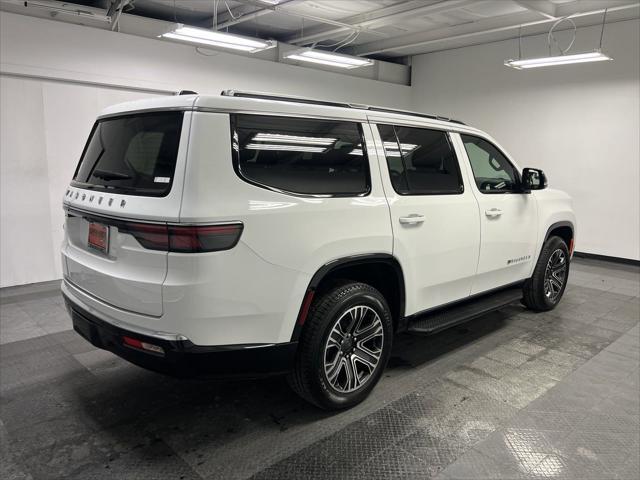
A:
1;258;638;480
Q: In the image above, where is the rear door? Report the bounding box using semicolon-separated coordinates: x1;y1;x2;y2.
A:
453;133;538;294
63;111;189;316
370;121;481;315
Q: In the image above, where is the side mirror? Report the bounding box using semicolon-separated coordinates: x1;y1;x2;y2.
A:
522;168;547;192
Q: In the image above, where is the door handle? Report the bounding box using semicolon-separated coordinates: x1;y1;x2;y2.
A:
485;208;503;218
399;214;425;225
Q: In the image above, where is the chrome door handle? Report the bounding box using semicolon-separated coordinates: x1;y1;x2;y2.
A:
485;208;503;218
399;214;425;225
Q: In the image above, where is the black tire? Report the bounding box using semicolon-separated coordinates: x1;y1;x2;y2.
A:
288;282;393;410
523;236;570;311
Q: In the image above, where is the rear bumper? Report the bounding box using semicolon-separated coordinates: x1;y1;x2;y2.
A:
63;293;297;378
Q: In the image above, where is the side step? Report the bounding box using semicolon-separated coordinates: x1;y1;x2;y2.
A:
406;286;523;335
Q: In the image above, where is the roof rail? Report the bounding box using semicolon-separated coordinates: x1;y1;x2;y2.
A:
221;89;354;109
220;89;465;125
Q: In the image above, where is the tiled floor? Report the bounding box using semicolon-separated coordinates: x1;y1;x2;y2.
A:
0;258;638;480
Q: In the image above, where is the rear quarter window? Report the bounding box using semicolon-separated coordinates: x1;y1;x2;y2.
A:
72;111;184;197
231;114;370;196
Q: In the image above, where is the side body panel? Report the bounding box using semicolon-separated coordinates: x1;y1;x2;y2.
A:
451;133;539;294
368;120;481;316
173;112;393;344
531;189;576;265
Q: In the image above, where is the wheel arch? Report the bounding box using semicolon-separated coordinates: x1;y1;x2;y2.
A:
544;221;574;252
290;254;406;341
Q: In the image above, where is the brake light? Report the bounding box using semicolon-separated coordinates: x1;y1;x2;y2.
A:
117;221;243;253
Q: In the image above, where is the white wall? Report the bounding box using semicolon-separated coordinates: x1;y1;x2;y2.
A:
411;19;640;261
0;11;412;287
1;13;638;287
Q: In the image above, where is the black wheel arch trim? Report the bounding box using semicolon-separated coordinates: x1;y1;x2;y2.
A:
544;221;574;244
290;253;406;342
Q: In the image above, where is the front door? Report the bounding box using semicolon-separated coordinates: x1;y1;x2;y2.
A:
454;133;538;294
369;121;481;315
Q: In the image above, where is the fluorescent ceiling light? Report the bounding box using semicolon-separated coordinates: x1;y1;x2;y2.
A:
284;48;373;69
160;25;276;53
19;0;111;22
245;144;326;153
504;50;612;69
383;142;418;156
253;133;336;145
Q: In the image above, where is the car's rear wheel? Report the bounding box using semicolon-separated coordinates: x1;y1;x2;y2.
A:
288;282;393;410
523;236;570;311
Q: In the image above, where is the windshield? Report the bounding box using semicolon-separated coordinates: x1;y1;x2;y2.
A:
72;111;184;197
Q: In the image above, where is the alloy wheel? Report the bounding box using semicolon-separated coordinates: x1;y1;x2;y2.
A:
544;248;567;302
323;305;384;393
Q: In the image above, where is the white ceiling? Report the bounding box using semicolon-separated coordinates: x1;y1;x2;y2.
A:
4;0;640;61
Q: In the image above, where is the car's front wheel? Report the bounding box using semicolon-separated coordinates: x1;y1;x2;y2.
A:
523;236;570;311
288;282;393;410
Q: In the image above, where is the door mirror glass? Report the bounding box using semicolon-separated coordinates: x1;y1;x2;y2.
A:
522;168;547;191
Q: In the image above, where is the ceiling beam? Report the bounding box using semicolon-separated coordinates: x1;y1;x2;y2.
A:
216;0;298;30
351;3;639;56
285;0;478;46
284;0;429;44
554;0;638;18
216;0;386;37
512;0;557;20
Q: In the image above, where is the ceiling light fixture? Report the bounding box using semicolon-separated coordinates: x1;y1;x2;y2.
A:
505;50;612;69
284;48;374;69
505;9;612;70
252;133;336;145
383;142;418;156
15;0;112;23
160;25;276;53
244;144;327;153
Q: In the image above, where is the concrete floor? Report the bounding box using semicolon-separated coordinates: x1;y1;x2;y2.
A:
0;258;638;480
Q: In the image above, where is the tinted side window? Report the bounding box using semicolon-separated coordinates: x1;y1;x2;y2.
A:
379;124;463;195
461;135;519;193
231;115;369;196
378;124;409;193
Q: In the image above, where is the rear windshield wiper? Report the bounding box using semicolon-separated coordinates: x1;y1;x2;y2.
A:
92;169;132;181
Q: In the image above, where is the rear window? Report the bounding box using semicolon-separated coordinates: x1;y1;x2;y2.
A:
72;111;184;197
231;114;369;196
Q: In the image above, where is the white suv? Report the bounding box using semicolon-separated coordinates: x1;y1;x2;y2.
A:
61;90;576;409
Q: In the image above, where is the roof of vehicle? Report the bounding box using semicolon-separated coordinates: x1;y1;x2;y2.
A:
97;90;484;135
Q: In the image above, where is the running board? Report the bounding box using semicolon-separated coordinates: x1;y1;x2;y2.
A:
406;286;523;335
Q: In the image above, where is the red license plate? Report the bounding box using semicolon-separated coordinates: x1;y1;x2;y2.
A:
88;222;109;253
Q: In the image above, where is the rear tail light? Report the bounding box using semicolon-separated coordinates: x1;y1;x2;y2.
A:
123;336;165;355
118;222;168;250
169;224;243;253
117;221;243;253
